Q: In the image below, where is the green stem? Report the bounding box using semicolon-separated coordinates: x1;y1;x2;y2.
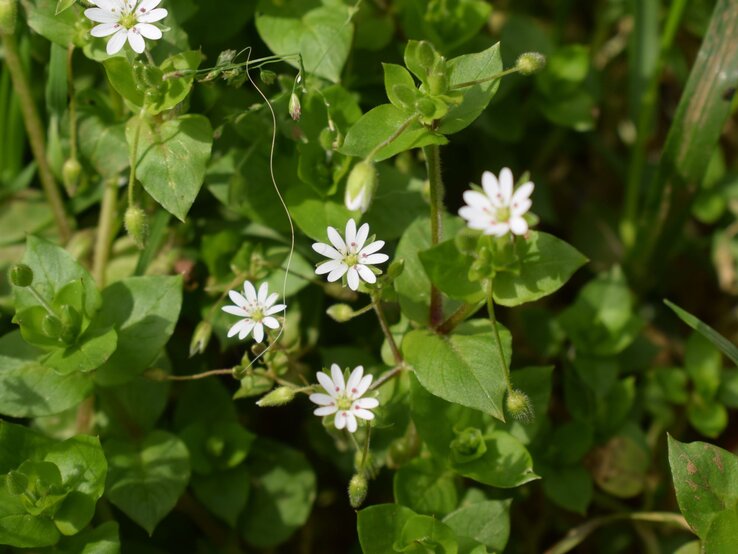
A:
369;364;406;391
28;285;57;316
366;115;418;161
620;0;688;249
1;31;71;242
451;67;520;89
127;110;145;206
359;425;372;472
437;300;485;334
371;294;403;365
424;143;444;327
92;178;119;286
66;45;78;161
486;279;512;391
147;368;233;381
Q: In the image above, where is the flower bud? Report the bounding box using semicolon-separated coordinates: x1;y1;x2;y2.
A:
427;71;448;96
251;342;267;357
124;206;148;250
516;52;547;76
231;365;247;379
348;473;368;508
326;303;355;323
0;0;17;34
259;69;276;85
506;388;534;422
189;321;213;357
289;92;301;121
344;160;377;213
9;264;33;287
62;158;82;196
41;314;62;339
59;305;82;344
450;427;487;464
415;97;437;119
256;386;296;407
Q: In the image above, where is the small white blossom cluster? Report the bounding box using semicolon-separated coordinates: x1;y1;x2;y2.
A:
85;0;167;55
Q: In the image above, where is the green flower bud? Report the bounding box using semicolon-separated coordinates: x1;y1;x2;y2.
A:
251;342;268;357
256;386;296;407
427;71;448;96
216;49;237;66
189;321;213;357
416;41;436;70
124;206;148;250
415;97;437;119
59;304;82;344
9;264;33;287
348;473;368;509
232;365;247;379
41;314;62;339
326;303;355;323
259;69;276;85
62;158;82;196
289;92;301;121
5;470;27;496
506;388;534;422
344;160;377;213
450;427;487;464
516;52;547;76
0;0;17;34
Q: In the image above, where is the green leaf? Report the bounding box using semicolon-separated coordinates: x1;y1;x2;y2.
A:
540;464;593;515
340;104;447;162
285;184;354;241
398;513;459;553
493;232;588;307
21;0;80;47
451;431;539;488
240;438;316;548
103;59;145;108
668;435;738;542
358;503;417;554
665;299;738;367
148;51;202;114
443;499;511;553
419;239;484;303
55;0;76;14
104;431;191;535
0;476;60;548
685;332;722;398
703;510;738;553
255;0;354;82
78;114;129;179
687;397;728;438
94;276;182;386
192;466;250;528
591;426;649;498
128;115;213;221
383;63;418;110
394;458;458;517
438;43;502;135
403;320;510;420
0;421;55;473
397;0;490;52
0;332;93;418
43;325;118;375
53;521;120;554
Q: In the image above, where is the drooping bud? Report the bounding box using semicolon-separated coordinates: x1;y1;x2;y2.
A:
348;473;368;508
289;92;301;121
506;388;534;422
256;386;296;407
0;0;17;34
344;161;377;213
124;206;148;250
326;303;355;323
62;158;82;196
9;264;33;287
189;321;213;357
516;52;547;76
41;314;62;339
259;69;276;85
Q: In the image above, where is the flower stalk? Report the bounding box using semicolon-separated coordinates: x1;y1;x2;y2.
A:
423;143;444;327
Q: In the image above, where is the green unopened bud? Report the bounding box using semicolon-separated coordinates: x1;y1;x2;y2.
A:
348;473;368;508
232;365;247;379
216;49;237;66
62;158;82;196
427;71;448;95
516;52;547;76
251;342;267;357
189;321;213;357
326;303;355;323
41;314;62;339
205;436;225;458
124;206;148;250
506;389;534;422
345;161;377;213
450;427;487;464
415;97;437;119
260;69;276;85
5;470;27;496
416;41;436;70
289;92;301;121
0;0;17;34
59;305;81;344
9;264;33;287
256;386;296;407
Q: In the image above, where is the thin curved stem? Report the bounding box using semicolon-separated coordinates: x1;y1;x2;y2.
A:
486;278;512;391
371;295;403;365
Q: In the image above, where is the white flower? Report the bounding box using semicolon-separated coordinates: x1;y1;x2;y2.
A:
310;364;379;433
312;219;389;291
85;0;168;56
221;281;286;343
459;168;534;237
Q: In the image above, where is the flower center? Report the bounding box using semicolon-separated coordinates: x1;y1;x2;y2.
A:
250;308;264;322
496;206;511;222
120;12;137;29
336;396;353;411
344;253;359;267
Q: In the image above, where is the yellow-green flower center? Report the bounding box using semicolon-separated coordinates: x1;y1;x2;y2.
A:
336;396;353;410
345;253;359;267
120;12;137;29
496;206;510;222
250;308;264;322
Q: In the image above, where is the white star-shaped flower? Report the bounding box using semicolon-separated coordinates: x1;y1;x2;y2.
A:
85;0;168;56
310;364;379;433
312;219;389;291
459;168;535;237
221;281;286;343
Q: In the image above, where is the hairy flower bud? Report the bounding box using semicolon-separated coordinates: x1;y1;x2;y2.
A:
326;303;355;323
289;92;301;121
256;386;296;407
516;52;547;76
189;321;213;357
9;264;33;287
62;158;82;196
344;161;377;213
124;206;148;250
348;473;368;508
0;0;17;34
506;389;534;422
259;69;276;85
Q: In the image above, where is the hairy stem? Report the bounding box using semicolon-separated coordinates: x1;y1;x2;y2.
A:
424;143;444;327
1;31;71;242
370;364;406;391
92;179;119;286
451;66;519;89
436;300;485;334
486;279;512;391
